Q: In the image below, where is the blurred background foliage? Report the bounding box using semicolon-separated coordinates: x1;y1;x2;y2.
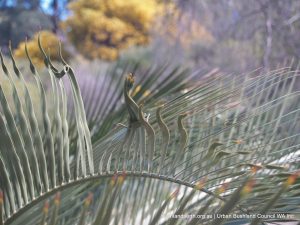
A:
14;30;70;66
62;0;161;60
1;0;300;73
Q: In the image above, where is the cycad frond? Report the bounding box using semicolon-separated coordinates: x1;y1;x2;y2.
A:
0;39;299;225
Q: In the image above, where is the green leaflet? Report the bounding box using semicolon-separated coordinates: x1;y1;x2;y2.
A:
124;74;139;122
25;42;56;189
171;113;188;175
205;142;223;159
39;201;48;225
138;104;155;172
0;85;32;203
210;175;254;225
48;193;60;225
148;190;177;225
0;190;3;225
8;46;49;192
249;173;298;225
156;106;170;173
0;156;15;216
77;193;92;225
47;56;65;185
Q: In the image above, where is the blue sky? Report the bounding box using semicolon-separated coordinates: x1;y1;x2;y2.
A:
4;0;69;18
41;0;52;11
5;0;52;9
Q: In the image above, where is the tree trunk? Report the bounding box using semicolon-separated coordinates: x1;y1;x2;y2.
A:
51;0;58;33
262;2;273;70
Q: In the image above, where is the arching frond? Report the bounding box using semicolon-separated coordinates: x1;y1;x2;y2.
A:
0;39;299;225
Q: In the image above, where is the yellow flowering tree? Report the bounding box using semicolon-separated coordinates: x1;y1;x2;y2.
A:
62;0;161;60
14;30;69;67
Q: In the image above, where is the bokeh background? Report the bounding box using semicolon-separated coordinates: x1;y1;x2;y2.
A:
1;0;300;74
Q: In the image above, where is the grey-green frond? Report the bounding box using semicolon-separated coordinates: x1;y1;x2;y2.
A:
0;37;299;225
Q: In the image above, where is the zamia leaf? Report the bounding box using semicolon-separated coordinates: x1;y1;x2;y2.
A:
0;38;299;225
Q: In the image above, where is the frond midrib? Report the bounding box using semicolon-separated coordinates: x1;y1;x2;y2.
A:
4;171;249;225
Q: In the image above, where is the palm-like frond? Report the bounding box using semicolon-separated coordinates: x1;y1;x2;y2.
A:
0;38;299;225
